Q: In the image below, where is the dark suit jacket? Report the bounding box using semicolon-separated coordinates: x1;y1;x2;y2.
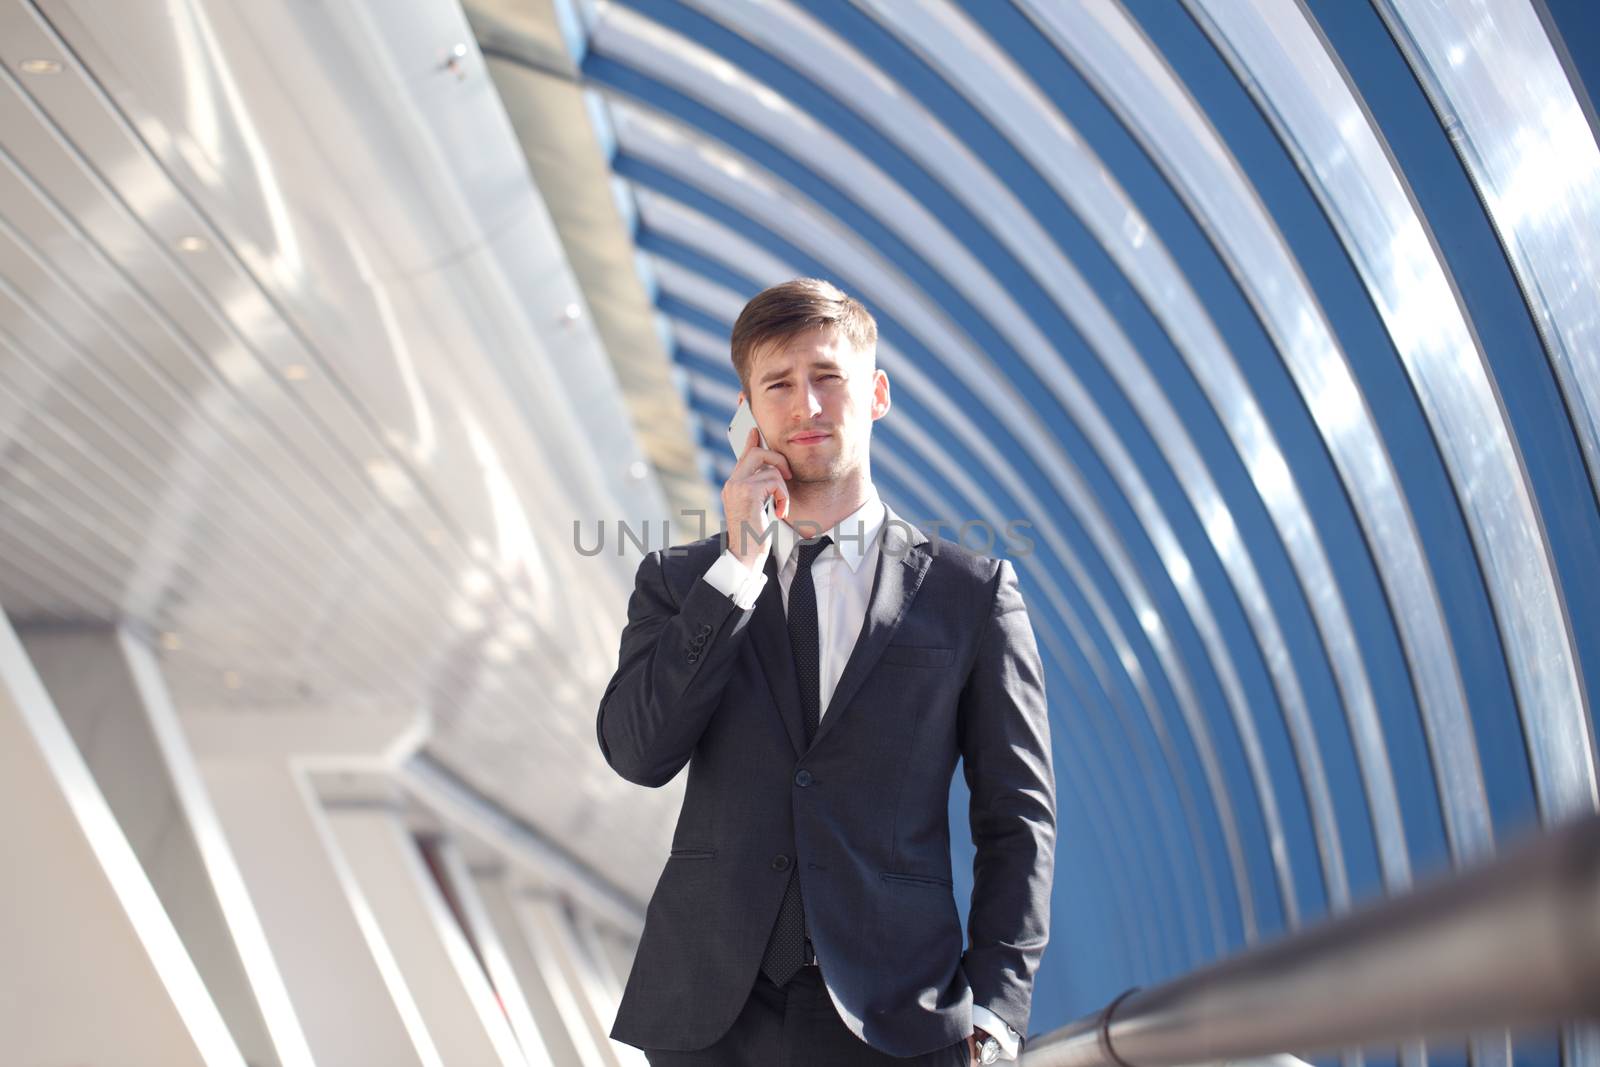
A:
596;504;1055;1057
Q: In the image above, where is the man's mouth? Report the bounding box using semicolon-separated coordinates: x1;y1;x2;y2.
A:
790;432;830;445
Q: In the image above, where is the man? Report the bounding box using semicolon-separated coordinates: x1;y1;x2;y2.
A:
597;278;1055;1065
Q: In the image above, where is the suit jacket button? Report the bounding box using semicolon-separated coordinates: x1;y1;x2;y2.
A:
687;651;699;663
698;623;712;635
794;769;813;787
772;854;790;871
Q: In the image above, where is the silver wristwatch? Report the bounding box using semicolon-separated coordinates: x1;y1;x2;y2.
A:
977;1032;1002;1064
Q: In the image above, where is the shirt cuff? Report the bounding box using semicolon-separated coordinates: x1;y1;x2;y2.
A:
972;1005;1021;1060
702;547;768;611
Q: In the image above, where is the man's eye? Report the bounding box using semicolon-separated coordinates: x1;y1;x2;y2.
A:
820;374;841;381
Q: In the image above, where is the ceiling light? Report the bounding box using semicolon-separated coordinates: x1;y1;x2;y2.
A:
283;363;309;381
160;632;183;651
19;59;61;75
222;671;242;690
176;235;208;253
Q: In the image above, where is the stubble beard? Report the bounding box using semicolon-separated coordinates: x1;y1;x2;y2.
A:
786;439;858;488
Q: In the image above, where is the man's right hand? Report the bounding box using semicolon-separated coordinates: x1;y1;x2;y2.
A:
723;426;790;570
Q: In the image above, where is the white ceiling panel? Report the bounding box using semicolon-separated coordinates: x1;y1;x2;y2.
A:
0;0;686;905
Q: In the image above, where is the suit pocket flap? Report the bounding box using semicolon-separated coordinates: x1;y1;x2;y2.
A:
881;871;954;888
878;644;955;668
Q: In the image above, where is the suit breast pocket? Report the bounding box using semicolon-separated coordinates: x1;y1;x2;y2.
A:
877;644;955;669
668;847;717;860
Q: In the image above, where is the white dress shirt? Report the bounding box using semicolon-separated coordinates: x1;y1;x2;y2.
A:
701;487;1022;1060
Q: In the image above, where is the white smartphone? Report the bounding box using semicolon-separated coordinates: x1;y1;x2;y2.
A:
726;394;767;456
726;397;777;525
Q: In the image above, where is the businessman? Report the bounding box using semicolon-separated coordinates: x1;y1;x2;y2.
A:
597;278;1055;1065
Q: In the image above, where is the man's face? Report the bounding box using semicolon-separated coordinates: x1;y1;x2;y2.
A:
740;325;889;488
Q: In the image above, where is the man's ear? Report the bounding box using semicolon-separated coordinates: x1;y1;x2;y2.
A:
871;367;891;420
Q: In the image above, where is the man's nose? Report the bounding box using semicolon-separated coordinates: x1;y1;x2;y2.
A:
794;384;822;419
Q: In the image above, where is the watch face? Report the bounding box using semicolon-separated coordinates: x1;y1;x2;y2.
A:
980;1036;1001;1064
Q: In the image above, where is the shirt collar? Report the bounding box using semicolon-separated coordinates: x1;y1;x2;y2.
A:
771;487;885;575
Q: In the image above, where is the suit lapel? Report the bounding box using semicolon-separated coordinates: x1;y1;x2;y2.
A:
747;503;934;759
808;505;932;755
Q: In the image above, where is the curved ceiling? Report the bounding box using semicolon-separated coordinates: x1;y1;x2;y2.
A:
552;0;1600;1046
0;0;681;910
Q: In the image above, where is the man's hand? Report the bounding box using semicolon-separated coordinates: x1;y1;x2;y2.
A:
968;1026;991;1064
722;426;791;569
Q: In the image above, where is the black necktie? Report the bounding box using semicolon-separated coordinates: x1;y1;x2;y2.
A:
760;535;832;987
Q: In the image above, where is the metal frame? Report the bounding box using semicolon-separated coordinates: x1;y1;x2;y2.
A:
1011;0;1493;892
1021;815;1600;1066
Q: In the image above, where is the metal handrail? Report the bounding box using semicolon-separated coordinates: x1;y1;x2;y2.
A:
1022;815;1600;1066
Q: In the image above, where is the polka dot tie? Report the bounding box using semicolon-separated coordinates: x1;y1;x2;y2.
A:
760;534;832;987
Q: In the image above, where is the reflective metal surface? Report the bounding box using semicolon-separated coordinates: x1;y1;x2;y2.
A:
1023;815;1600;1066
1011;0;1494;874
1377;0;1600;515
1190;0;1594;826
1370;0;1600;823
